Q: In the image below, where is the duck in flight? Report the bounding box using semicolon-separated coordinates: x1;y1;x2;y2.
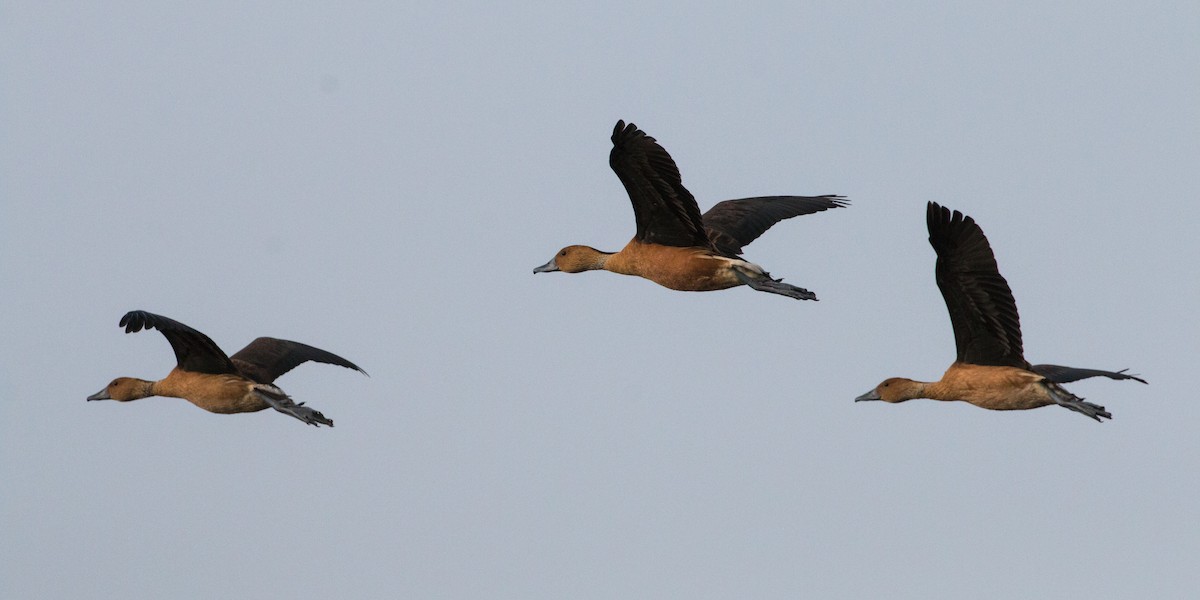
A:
88;310;366;427
855;203;1145;421
533;120;847;300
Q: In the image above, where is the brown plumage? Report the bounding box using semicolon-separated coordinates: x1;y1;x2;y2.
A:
855;203;1145;422
534;120;848;301
88;310;366;427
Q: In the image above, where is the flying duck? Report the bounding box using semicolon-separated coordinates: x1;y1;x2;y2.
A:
855;203;1145;421
534;120;847;300
88;310;366;427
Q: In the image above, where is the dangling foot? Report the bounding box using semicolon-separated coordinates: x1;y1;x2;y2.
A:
255;385;334;427
734;270;817;301
1045;383;1111;422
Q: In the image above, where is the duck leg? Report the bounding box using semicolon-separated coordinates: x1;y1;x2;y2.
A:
734;270;817;301
1043;383;1111;422
254;385;334;427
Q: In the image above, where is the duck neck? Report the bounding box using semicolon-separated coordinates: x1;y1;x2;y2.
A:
129;379;159;400
584;249;616;273
920;380;959;402
147;377;177;399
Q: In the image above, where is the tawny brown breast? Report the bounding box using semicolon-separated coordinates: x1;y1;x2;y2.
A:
932;364;1056;411
606;241;742;291
154;369;269;414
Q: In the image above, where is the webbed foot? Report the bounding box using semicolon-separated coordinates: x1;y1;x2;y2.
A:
1045;384;1111;422
734;270;817;301
255;385;334;427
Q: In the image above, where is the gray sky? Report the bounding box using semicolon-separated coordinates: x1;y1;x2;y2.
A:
3;2;1197;598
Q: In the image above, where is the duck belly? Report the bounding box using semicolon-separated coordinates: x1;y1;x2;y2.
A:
161;370;270;414
644;259;744;291
961;386;1055;411
189;392;270;414
939;364;1055;411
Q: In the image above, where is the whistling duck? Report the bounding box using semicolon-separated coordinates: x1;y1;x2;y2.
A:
88;310;366;427
533;120;847;300
855;203;1145;421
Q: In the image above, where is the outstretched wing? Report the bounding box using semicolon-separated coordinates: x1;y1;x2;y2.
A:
230;337;367;384
609;120;710;249
926;202;1026;368
1031;364;1147;385
702;195;848;256
119;310;237;375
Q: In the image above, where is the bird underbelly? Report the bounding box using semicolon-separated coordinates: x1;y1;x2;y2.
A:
958;386;1055;411
187;393;270;414
606;243;761;291
164;374;269;414
634;256;747;291
936;364;1055;411
643;269;742;291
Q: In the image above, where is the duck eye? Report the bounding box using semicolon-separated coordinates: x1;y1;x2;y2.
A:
559;250;567;256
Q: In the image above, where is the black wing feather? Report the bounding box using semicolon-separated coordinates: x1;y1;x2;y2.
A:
702;195;848;256
119;310;238;375
230;337;367;384
608;120;710;249
926;202;1027;368
1031;364;1147;385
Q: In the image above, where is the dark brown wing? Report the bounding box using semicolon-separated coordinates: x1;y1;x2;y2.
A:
1031;364;1147;385
119;310;237;375
230;337;367;384
926;202;1027;368
609;120;710;249
702;195;848;256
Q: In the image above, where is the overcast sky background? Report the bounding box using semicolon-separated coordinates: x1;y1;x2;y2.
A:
3;2;1198;598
